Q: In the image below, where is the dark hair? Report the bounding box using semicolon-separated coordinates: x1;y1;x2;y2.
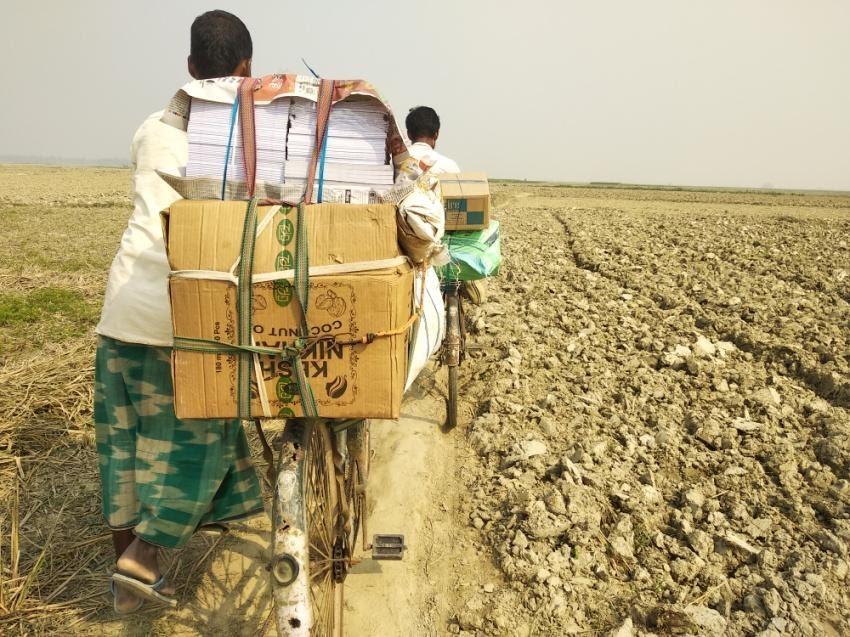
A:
406;106;440;140
190;10;252;79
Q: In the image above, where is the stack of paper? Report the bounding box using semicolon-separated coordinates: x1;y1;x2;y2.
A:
285;98;393;199
186;98;290;184
283;160;394;185
185;96;394;199
287;98;390;165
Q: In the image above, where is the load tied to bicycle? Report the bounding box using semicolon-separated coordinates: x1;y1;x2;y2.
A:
93;11;501;636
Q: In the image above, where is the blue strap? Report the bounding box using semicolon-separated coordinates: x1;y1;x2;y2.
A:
301;57;321;79
317;130;328;203
221;95;240;200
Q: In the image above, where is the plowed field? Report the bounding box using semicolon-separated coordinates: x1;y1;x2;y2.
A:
1;165;848;636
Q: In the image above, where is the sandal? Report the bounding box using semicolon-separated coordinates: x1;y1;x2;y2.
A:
110;579;144;615
199;522;230;534
112;572;177;608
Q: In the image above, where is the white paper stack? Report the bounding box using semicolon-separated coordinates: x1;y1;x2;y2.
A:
185;96;394;198
288;99;390;163
283;160;395;185
285;97;393;199
186;98;290;184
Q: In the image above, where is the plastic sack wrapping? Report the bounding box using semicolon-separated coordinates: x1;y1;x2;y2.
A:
435;220;502;282
397;176;450;266
405;267;445;391
384;158;449;266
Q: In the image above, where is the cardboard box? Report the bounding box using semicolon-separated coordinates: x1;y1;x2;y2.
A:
165;200;400;272
438;172;491;231
164;200;413;419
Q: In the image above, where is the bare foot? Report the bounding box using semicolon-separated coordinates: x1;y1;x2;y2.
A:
116;537;176;597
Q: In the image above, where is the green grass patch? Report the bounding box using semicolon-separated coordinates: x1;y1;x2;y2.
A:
0;287;95;327
0;287;98;352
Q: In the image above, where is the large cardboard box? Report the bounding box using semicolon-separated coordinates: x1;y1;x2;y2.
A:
164;200;413;419
165;200;401;271
438;172;491;231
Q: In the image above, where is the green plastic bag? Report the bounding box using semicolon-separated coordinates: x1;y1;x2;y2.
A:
436;220;501;282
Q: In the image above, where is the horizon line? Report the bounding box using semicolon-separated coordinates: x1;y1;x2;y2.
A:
1;158;848;197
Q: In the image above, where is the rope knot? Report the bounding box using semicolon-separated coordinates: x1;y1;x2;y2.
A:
281;336;310;359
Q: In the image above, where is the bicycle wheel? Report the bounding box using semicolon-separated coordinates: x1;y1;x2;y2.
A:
345;421;370;554
445;292;461;430
272;419;344;637
447;365;459;429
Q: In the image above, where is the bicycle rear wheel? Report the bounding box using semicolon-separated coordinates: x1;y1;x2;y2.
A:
272;420;343;636
446;365;459;429
345;421;370;553
444;292;461;429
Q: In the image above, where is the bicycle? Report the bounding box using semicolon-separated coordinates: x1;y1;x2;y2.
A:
268;417;402;636
441;281;465;430
440;280;482;429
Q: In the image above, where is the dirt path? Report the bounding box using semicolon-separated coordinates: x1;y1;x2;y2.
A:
345;371;458;636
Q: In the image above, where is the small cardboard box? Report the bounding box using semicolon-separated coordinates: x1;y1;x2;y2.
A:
163;200;412;419
438;172;490;231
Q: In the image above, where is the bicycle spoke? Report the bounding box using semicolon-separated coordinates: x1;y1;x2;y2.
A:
297;422;341;637
310;568;334;636
310;542;330;560
321;577;331;631
311;563;333;580
325;574;337;636
306;429;334;564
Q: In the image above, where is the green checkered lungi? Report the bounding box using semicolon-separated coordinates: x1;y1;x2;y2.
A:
94;335;264;548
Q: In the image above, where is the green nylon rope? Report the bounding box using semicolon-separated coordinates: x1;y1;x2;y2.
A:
292;202;318;417
236;198;260;419
172;336;304;358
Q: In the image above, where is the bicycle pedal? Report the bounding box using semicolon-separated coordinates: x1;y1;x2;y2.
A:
372;534;405;560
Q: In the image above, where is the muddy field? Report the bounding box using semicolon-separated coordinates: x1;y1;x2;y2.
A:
0;165;849;636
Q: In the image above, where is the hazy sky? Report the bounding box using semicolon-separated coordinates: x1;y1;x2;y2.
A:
3;1;849;190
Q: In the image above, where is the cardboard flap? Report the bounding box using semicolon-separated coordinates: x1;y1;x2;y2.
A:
164;200;400;272
437;172;490;197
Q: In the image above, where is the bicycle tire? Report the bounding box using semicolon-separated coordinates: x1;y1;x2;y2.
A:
272;419;344;637
446;365;459;429
345;421;370;553
445;292;461;430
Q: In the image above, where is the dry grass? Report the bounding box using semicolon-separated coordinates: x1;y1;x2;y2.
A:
0;166;281;634
0;337;105;632
0;333;276;633
0;165;125;632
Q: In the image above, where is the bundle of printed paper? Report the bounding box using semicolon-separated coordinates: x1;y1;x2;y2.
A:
186;98;289;184
185;96;394;201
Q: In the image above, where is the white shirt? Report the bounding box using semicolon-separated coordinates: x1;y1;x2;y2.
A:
95;111;187;346
407;141;460;175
